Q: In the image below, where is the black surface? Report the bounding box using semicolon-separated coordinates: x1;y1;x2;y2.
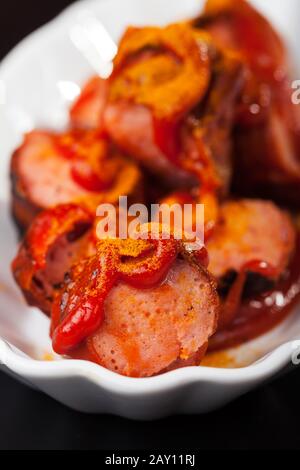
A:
1;367;300;450
1;0;300;451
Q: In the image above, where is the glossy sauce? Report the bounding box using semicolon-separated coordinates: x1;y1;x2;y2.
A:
209;233;300;351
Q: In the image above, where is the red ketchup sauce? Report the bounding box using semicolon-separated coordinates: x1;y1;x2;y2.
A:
209;233;300;351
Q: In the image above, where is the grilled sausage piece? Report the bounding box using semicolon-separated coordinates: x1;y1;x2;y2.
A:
196;0;300;206
104;23;244;194
80;259;219;377
11;130;142;231
11;204;95;315
233;107;300;206
70;76;108;130
49;227;219;377
207;199;296;295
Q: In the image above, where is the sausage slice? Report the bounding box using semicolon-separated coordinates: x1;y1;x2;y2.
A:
70;76;108;130
12;204;95;314
196;0;300;206
207;199;296;291
11;130;142;230
104;24;244;193
87;259;218;377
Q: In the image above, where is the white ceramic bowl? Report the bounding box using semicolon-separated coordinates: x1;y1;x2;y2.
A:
0;0;300;419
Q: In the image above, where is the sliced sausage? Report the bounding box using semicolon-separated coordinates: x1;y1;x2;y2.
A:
104;23;243;193
207;199;296;289
11;204;95;315
104;102;196;187
196;0;300;205
233;105;300;206
70;76;108;130
85;259;219;377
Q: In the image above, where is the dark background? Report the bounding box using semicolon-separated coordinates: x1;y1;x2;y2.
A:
1;0;300;451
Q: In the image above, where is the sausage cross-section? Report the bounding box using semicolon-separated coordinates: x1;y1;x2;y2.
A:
50;230;219;377
11;130;142;231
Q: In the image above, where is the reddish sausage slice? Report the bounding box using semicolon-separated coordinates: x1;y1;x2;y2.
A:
196;0;300;206
233;107;300;206
207;199;296;281
86;259;219;377
12;204;95;315
104;102;196;187
104;24;243;193
11;131;91;231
